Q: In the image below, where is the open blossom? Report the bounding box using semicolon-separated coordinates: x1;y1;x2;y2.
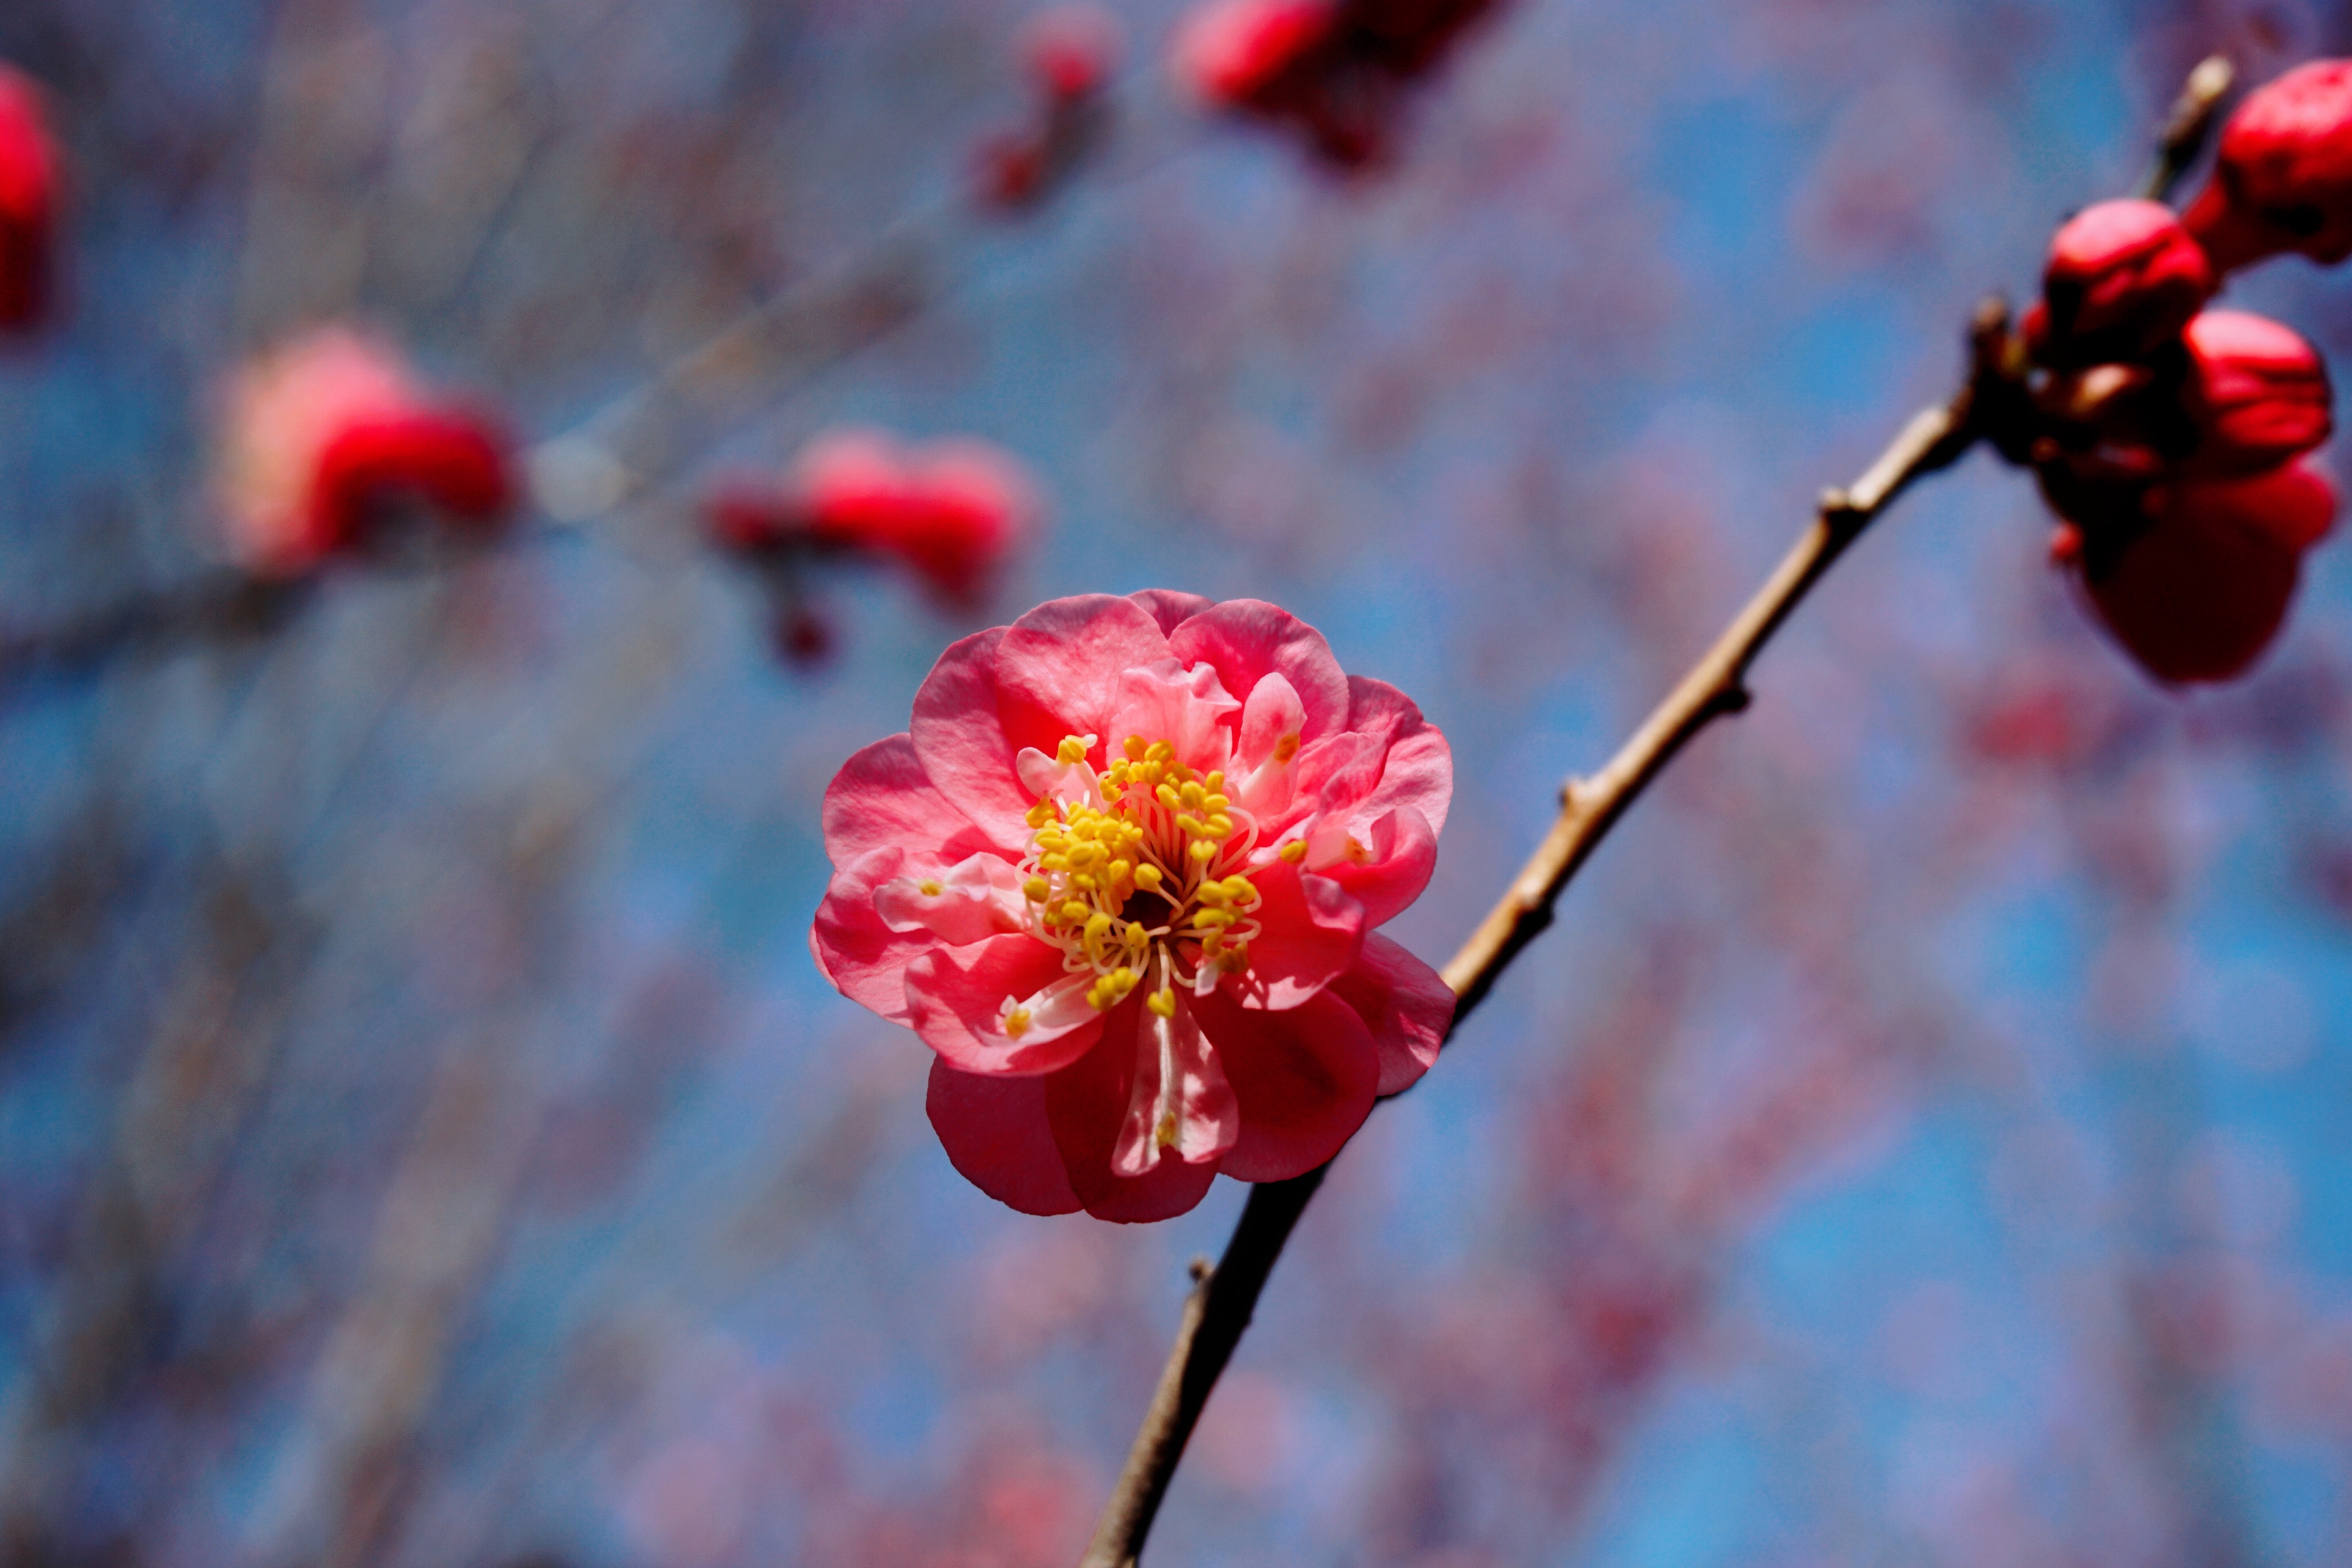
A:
707;428;1035;609
2182;58;2352;273
217;326;513;575
811;592;1454;1221
0;65;58;332
2029;199;2215;367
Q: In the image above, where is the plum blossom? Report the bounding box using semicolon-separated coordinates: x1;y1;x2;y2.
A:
217;326;514;575
811;591;1453;1221
0;65;58;332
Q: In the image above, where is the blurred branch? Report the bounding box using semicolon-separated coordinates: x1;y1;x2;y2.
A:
2141;54;2233;204
0;573;309;687
1080;52;2237;1561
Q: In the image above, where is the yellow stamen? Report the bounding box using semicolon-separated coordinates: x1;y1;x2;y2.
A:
1280;840;1307;864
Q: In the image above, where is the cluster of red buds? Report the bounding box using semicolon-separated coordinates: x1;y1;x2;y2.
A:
0;65;59;332
2014;61;2351;685
216;327;517;576
973;5;1124;212
703;428;1038;665
1169;0;1500;166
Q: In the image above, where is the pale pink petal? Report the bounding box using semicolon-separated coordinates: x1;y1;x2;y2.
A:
1326;933;1454;1097
1106;657;1241;774
909;629;1040;846
994;595;1176;748
1127;589;1217;636
1191;987;1380;1183
1224;859;1363;1009
824;733;1009;867
873;852;1030;945
1112;990;1240;1176
1291;730;1385;820
1043;1017;1224;1222
926;1061;1082;1216
1344;675;1453;836
1014;743;1105;809
1167;599;1350;743
905;935;1106;1074
1305;806;1437;929
810;847;933;1021
1236;671;1307;773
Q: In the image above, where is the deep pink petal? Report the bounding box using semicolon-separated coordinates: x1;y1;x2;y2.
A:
905;934;1107;1074
994;595;1176;753
1044;1017;1224;1222
1344;675;1453;836
1227;859;1363;1009
1127;588;1217;637
926;1060;1082;1215
909;628;1040;846
823;734;1013;867
810;848;934;1021
1167;600;1351;744
1326;933;1454;1097
1312;806;1437;930
1111;990;1240;1175
1191;987;1379;1182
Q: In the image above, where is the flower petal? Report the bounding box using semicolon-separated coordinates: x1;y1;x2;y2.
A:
822;732;1013;868
910;629;1040;847
811;847;934;1021
1107;657;1241;774
1167;600;1351;746
995;594;1176;751
1112;989;1240;1177
926;1060;1082;1215
873;852;1030;945
1307;806;1438;930
1044;1017;1225;1222
905;934;1107;1074
1225;859;1363;1009
1191;987;1380;1182
1127;588;1217;636
1326;933;1455;1097
1344;675;1453;836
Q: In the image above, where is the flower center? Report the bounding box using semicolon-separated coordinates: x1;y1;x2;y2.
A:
1002;732;1278;1035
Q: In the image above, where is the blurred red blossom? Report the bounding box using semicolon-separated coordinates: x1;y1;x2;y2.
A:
1169;0;1501;166
216;326;515;575
809;591;1453;1220
706;427;1037;611
2183;57;2352;271
973;6;1124;211
1022;4;1123;103
0;64;59;332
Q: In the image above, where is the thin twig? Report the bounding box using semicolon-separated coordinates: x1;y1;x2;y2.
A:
1077;357;1982;1568
2141;55;2234;204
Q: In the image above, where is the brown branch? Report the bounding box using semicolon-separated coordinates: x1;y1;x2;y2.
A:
1079;58;2231;1568
2141;54;2234;204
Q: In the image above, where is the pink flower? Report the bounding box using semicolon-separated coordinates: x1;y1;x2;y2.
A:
709;428;1036;610
2182;58;2352;273
2063;461;2337;685
811;591;1455;1221
2033;199;2215;367
0;65;59;332
217;327;514;574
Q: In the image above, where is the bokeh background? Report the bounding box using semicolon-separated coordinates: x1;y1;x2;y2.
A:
5;0;2352;1564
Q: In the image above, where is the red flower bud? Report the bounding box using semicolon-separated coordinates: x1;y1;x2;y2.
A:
2181;58;2352;271
309;411;514;553
0;65;60;332
1022;4;1123;102
2035;200;2216;366
1171;0;1338;107
2069;462;2337;685
2176;309;2332;478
